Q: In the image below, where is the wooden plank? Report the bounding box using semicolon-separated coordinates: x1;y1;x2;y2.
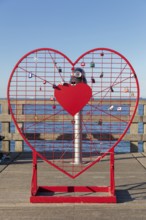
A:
0;132;144;142
4;115;131;122
0;114;146;123
0;115;12;122
8;99;136;105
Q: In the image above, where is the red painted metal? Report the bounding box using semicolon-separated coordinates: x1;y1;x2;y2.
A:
7;47;139;178
7;47;139;203
30;149;116;203
31;150;38;196
109;150;115;195
54;83;92;116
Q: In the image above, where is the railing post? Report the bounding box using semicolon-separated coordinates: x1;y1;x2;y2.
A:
143;142;146;153
130;104;138;151
1;122;10;152
1;101;10;152
1;100;9;114
144;105;146;116
15;141;23;152
143;123;146;152
130;123;138;152
15;123;23;152
1;140;10;152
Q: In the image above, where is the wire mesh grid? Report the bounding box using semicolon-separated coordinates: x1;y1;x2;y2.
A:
7;48;139;178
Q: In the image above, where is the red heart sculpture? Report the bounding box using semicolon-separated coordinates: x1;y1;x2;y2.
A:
7;48;139;179
54;83;92;116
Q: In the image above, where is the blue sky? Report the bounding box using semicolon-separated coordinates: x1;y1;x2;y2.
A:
0;0;146;97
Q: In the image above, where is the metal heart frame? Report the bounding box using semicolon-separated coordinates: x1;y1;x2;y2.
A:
7;48;139;178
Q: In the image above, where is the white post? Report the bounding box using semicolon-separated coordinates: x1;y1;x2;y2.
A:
74;111;82;164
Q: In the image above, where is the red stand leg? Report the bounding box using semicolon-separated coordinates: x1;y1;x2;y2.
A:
31;150;38;196
30;150;116;203
110;149;115;196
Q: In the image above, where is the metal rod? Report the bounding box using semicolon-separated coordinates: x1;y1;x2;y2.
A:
31;150;38;196
109;149;115;196
74;111;82;164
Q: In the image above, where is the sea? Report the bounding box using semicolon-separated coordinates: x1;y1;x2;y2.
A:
0;98;145;153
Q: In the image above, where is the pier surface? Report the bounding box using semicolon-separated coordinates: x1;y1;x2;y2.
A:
0;152;146;219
